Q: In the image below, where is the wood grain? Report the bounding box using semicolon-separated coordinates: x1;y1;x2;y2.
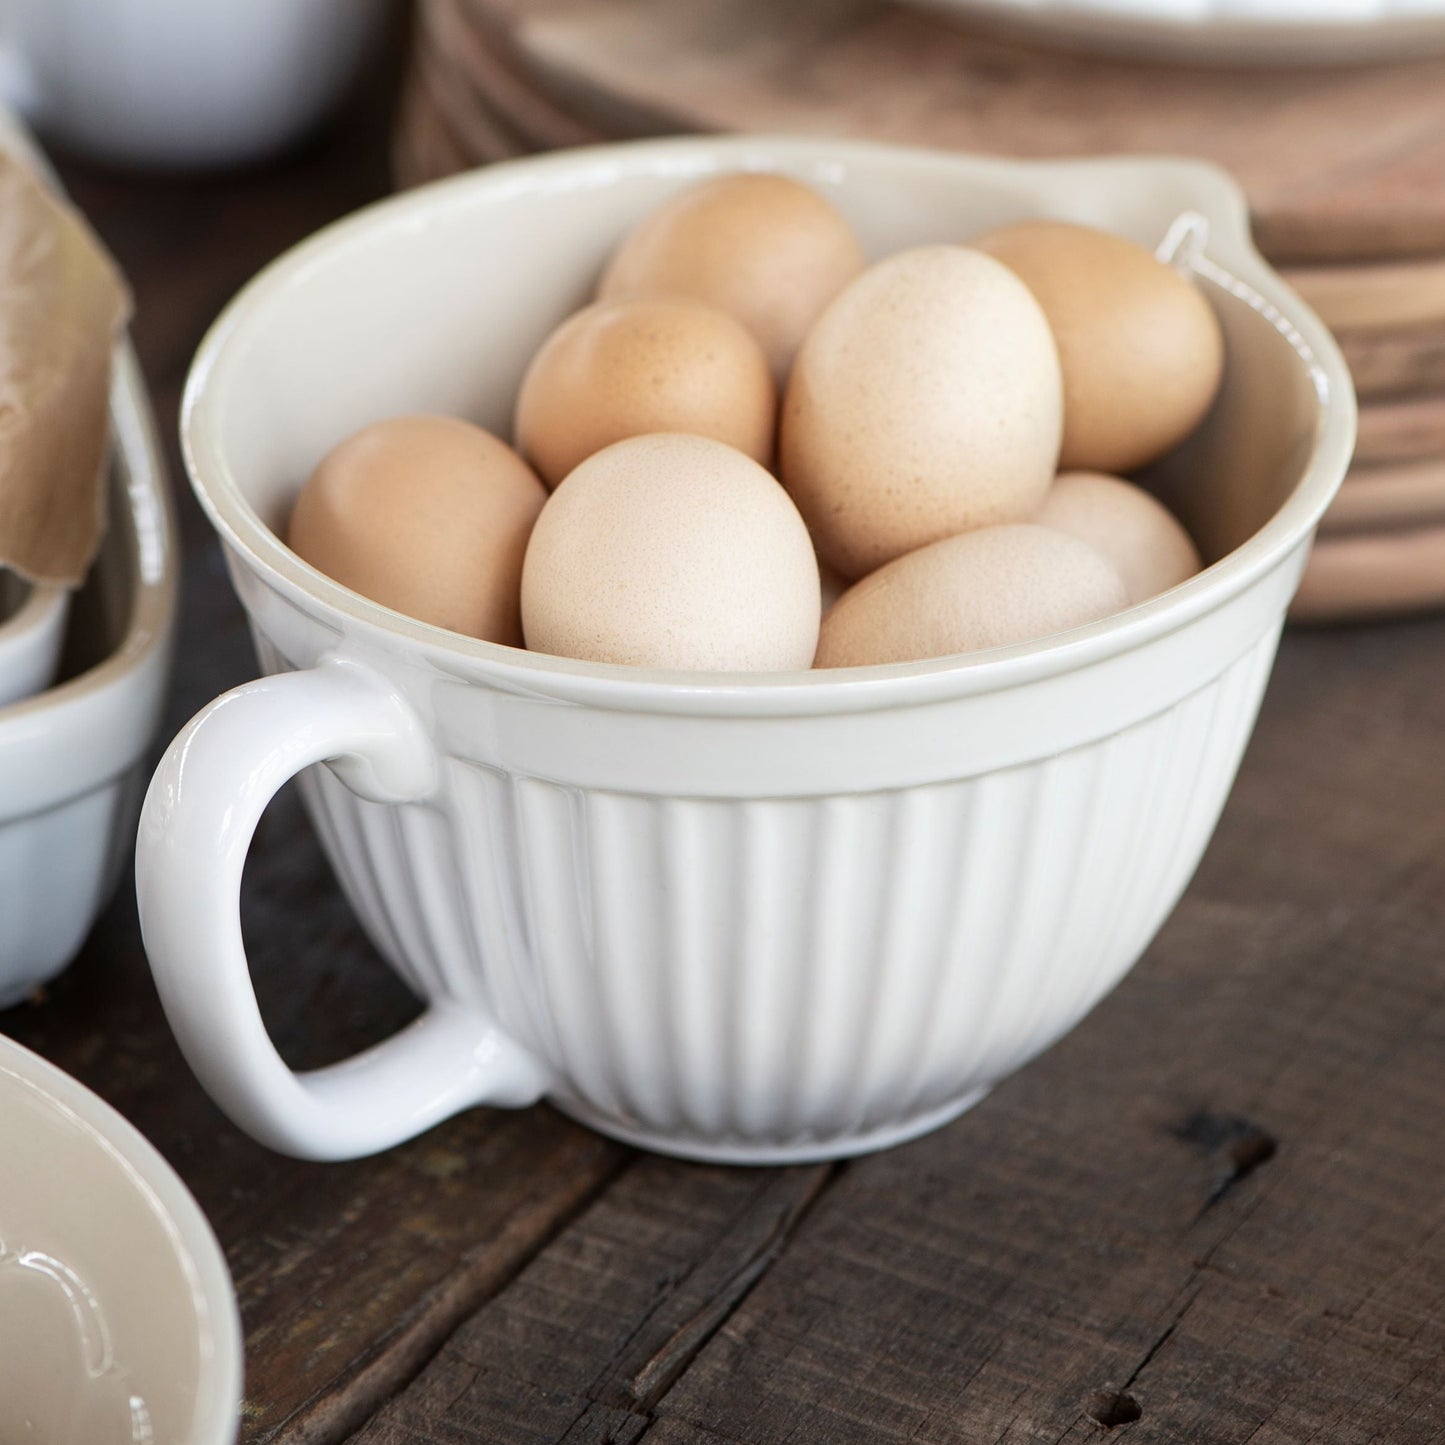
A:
1286;255;1445;335
1355;392;1445;466
441;0;1445;263
414;12;532;166
1340;325;1445;401
424;0;607;153
352;1160;835;1443
1320;458;1445;535
1292;525;1445;621
393;60;480;191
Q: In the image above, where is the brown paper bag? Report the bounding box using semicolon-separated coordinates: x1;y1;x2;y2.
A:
0;152;131;588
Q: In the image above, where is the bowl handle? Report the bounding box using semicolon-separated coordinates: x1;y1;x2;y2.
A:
135;655;549;1161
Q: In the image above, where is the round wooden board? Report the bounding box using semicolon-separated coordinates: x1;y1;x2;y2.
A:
1321;458;1445;534
1292;523;1445;621
1340;325;1445;401
422;0;610;154
450;0;1445;264
1286;256;1445;335
393;61;475;190
1355;392;1445;466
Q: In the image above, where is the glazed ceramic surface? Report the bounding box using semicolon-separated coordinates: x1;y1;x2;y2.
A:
0;105;178;1005
0;570;68;707
142;137;1354;1164
896;0;1445;64
0;0;386;167
0;1033;241;1441
0;345;176;1007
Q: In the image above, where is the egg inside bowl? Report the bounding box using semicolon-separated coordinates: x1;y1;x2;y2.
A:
154;137;1354;1164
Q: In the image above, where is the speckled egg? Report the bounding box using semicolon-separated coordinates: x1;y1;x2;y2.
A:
782;245;1064;579
815;523;1127;668
286;414;546;644
972;220;1224;474
598;172;865;382
521;433;820;670
1037;471;1202;604
514;295;776;489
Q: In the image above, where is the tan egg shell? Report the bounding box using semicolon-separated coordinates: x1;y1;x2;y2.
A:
521;433;820;671
815;523;1128;669
972;220;1224;475
1037;471;1201;604
781;245;1064;579
598;172;865;382
286;414;546;645
514;295;776;489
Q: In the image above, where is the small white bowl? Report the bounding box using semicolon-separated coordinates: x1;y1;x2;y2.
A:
0;344;176;1007
0;570;69;708
0;1032;241;1442
0;0;388;168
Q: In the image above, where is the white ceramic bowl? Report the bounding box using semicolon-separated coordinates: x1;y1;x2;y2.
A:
897;0;1445;65
141;137;1354;1164
0;1033;241;1441
0;344;176;1007
0;0;388;168
0;104;178;1005
0;570;68;708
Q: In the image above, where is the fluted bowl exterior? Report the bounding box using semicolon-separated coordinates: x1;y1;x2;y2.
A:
183;136;1354;1161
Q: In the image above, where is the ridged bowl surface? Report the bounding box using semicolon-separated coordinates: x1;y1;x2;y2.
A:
157;136;1355;1163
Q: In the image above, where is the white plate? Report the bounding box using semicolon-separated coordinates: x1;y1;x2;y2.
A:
896;0;1445;66
0;1033;242;1443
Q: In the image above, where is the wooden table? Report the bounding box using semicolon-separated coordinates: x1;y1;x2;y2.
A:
6;54;1443;1445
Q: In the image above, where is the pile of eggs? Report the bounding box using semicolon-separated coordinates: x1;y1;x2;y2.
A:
287;173;1221;672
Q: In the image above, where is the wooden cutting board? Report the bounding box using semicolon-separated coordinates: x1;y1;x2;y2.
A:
1355;393;1445;466
1291;524;1445;620
1318;457;1445;535
1340;326;1445;401
454;0;1445;264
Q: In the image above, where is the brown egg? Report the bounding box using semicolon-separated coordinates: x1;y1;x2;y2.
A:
815;523;1127;668
521;434;820;671
782;245;1064;579
598;173;865;382
972;220;1224;474
1037;471;1201;604
514;296;775;489
287;414;546;644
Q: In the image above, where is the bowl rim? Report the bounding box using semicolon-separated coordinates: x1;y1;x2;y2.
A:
0;573;68;653
0;103;178;777
182;133;1357;717
0;344;178;794
0;1032;243;1444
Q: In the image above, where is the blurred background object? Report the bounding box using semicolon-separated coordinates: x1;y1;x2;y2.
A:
394;0;1445;621
0;0;390;168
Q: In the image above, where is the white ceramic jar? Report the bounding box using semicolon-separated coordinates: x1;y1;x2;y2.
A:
139;138;1355;1163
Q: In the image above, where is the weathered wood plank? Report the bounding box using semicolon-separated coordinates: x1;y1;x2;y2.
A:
350;1159;834;1444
